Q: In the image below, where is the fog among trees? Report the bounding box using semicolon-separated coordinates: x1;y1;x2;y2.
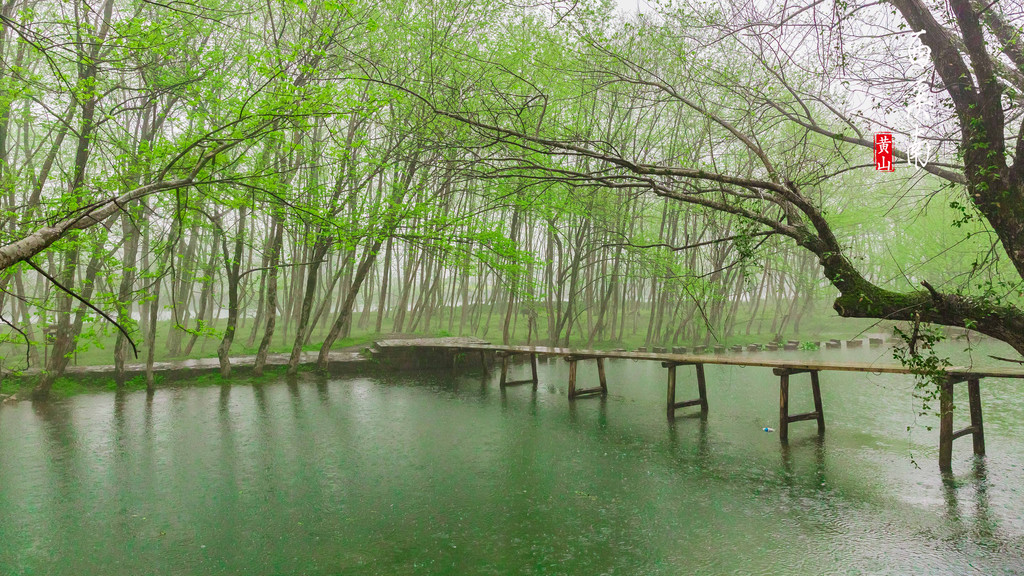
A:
0;0;1021;399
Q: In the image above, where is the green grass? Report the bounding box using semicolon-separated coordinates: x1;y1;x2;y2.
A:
0;297;897;375
0;300;897;395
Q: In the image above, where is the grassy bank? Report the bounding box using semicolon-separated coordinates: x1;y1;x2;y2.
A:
0;303;895;369
0;301;907;399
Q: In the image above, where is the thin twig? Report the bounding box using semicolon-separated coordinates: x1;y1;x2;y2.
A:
239;260;326;281
25;259;138;359
602;230;775;252
0;312;30;368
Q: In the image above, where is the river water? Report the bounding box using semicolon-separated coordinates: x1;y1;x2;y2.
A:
1;347;1023;575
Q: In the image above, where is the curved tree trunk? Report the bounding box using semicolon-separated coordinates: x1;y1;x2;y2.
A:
216;206;247;379
253;218;283;376
113;210;142;387
287;239;331;374
317;239;383;370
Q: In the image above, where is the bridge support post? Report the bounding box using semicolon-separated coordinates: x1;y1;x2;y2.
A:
939;375;986;472
499;352;539;388
567;356;607;399
968;378;985;457
774;368;825;442
663;362;708;418
811;370;825;431
479;350;490;374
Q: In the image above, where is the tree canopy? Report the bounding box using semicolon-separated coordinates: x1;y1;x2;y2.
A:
1;0;1022;398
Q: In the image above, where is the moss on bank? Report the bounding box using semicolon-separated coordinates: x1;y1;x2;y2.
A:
0;362;342;400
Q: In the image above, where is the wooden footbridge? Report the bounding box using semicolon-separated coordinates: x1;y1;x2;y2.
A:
373;338;1024;472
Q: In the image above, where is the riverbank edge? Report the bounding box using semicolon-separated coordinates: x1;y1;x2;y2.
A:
0;350;377;400
0;336;497;401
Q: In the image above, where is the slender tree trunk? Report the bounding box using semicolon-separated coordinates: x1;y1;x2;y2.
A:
254;217;283;376
287;239;331;374
114;209;142;386
501;208;521;345
167;223;201;355
183;227;221;356
317;240;383;369
375;237;393;333
216;206;247;378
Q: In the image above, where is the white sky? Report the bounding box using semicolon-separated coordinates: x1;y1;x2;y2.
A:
613;0;648;16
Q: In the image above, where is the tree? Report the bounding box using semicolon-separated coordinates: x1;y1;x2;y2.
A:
389;0;1024;356
0;0;379;397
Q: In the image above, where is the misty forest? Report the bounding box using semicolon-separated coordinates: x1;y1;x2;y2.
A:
1;0;1024;574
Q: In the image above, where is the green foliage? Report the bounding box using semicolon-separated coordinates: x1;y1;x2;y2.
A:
2;0;1022;404
891;322;950;428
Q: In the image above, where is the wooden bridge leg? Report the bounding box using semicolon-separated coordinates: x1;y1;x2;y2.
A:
499;354;510;387
568;359;578;398
937;375;986;471
696;363;708;413
665;362;709;418
480;350;490;374
811;370;825;434
775;368;824;442
939;378;954;472
666;363;677;418
499;352;540;388
567;357;606;400
779;372;790;442
968;378;985;456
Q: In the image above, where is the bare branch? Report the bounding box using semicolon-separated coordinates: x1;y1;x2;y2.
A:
24;259;138;359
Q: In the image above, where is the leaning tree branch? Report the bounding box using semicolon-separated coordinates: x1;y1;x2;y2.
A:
0;109;278;274
238;260;327;281
0;178;193;272
601;231;776;252
761;99;967;184
971;0;1024;76
355;68;1024;355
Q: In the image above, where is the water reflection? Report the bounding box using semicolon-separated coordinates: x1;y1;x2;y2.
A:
286;375;301;405
252;381;269;415
779;434;828;488
941;459;1001;546
315;379;329;404
567;395;608;428
3;365;1024;575
499;382;539;411
667;411;710;465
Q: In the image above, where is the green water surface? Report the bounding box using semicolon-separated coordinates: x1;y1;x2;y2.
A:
2;348;1023;575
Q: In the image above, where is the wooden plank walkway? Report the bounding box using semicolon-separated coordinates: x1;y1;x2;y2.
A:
396;342;1024;379
387;340;1024;472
